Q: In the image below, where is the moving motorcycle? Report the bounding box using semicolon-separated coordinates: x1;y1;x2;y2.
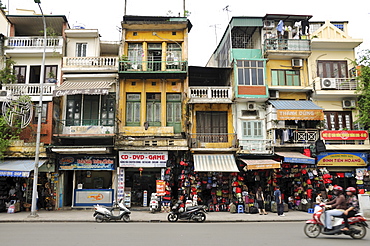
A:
167;200;207;222
93;199;131;223
304;203;368;239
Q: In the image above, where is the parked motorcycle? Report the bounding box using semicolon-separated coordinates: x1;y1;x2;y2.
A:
167;200;207;222
93;199;131;223
149;193;161;213
304;203;368;239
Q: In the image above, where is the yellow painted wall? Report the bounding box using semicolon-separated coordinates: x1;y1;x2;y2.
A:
118;78;185;133
191;104;233;134
266;59;309;88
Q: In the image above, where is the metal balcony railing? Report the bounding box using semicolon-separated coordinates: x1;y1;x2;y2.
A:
321;78;358;90
264;39;310;52
189;87;232;100
239;139;273;154
6;36;63;48
63;57;118;68
272;129;319;145
189;133;237;148
119;60;187;72
2;83;55;96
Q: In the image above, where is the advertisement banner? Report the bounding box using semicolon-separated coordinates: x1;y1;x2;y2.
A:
321;130;368;140
74;189;113;206
156;180;166;196
277;109;324;121
317;152;368;167
59;156;115;170
119;151;168;167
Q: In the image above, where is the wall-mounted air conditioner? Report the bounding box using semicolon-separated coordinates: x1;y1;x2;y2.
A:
0;90;8;97
263;20;275;29
247;102;257;111
292;59;303;67
269;90;279;99
321;78;337;89
342;99;356;109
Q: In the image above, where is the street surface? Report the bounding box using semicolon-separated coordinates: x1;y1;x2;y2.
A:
0;222;369;246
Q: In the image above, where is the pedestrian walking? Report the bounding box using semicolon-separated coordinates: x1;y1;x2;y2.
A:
256;187;268;215
274;186;285;216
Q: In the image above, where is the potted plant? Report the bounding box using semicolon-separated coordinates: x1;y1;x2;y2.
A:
47;71;57;83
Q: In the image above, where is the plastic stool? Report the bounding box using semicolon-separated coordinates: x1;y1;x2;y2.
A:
237;205;244;213
308;208;314;214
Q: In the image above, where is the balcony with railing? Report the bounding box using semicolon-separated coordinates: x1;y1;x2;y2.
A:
4;36;64;55
53;119;115;137
264;39;311;58
119;60;187;78
188;87;233;103
314;77;359;98
189;133;237;151
238;139;273;154
62;57;119;73
2;83;55;97
270;129;319;147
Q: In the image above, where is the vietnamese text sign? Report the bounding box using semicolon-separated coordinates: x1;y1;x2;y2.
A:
277;109;324;121
321;130;368;140
59;156;115;170
156;180;166;196
74;189;113;206
317;152;368;166
119;151;168;167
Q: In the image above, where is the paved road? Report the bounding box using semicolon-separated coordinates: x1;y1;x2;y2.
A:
1;222;369;246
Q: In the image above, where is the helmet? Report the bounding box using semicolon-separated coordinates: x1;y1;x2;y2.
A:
346;187;356;193
333;186;343;191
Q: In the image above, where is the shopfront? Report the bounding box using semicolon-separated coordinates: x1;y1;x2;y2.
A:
58;155;116;207
118;151;168;207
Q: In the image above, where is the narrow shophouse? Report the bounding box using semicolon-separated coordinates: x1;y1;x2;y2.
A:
51;28;120;208
0;10;68;211
308;20;369;193
115;16;191;207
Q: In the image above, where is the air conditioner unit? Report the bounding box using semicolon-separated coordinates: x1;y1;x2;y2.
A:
263;20;275;29
269;90;279;99
321;78;336;89
247;102;257;111
0;90;8;97
292;59;303;67
342;99;356;109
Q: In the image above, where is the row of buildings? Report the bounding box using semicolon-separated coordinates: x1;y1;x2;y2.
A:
0;8;369;211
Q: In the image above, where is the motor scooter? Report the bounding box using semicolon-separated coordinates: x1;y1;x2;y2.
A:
149;193;161;213
93;199;131;223
167;200;207;222
304;203;368;239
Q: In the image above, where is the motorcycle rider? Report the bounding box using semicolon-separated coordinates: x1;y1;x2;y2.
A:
341;187;359;231
324;185;347;231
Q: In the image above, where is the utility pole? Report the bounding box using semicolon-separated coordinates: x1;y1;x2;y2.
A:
209;24;220;45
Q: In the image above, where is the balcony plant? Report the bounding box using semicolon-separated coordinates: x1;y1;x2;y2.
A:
0;59;16;87
47;71;57;83
119;55;132;71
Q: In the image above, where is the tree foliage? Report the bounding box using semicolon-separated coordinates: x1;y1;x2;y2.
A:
0;116;22;159
0;59;16;85
355;49;370;130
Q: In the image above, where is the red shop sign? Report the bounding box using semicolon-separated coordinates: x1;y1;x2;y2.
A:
321;130;368;140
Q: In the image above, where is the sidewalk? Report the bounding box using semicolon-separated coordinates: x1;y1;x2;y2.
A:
0;209;312;223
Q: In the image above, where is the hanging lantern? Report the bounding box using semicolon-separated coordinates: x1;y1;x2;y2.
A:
138;167;144;176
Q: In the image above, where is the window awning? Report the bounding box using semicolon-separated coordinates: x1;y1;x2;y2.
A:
241;159;281;170
53;81;114;97
193;154;239;172
269;100;324;121
0;159;46;177
276;152;315;164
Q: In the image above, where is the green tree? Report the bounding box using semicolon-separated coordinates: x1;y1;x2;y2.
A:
355;49;370;129
0;59;16;86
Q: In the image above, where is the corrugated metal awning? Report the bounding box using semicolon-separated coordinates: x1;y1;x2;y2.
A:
193;154;239;172
53;81;114;97
276;152;315;164
0;159;46;177
269;100;324;121
241;159;281;170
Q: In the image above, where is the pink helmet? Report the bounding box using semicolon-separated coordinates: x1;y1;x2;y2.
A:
333;186;343;191
345;187;356;193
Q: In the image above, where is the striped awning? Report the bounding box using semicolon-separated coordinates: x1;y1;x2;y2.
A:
193;154;239;172
0;159;46;177
53;81;114;97
276;152;315;164
241;159;281;170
